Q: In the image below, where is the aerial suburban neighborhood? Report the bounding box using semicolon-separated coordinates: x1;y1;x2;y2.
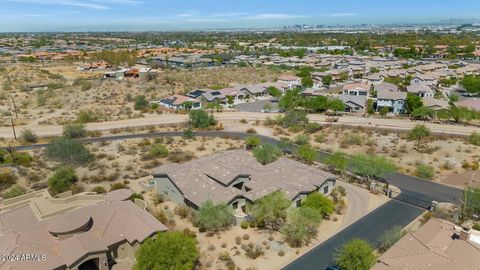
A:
2;1;480;270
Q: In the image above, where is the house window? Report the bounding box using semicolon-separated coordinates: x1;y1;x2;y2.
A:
232;201;238;209
323;185;329;194
296;199;302;208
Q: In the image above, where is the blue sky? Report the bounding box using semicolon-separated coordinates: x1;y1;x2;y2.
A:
1;0;479;32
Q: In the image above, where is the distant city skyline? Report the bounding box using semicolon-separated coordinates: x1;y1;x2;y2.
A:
0;0;479;32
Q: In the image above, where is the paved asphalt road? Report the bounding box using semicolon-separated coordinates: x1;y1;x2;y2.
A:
283;200;425;270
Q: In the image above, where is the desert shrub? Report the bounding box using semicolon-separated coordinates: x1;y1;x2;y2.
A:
305;122;322;134
335;238;376;270
281;110;308;128
378;225;405;253
110;182;127;191
135;231;199;270
2;184;25;199
288;125;303;133
46;137;92;166
0;171;16;190
3;152;33;167
277;250;285;257
252;143;283;165
415;163;435;179
194;200;233;232
77;110;98;123
281;207;322;247
252;191;291;230
183;128;194;139
183;228;197;238
149;144;169;158
235;236;242;245
174;205;191;219
246;127;257;133
241;221;249;229
314;134;326;143
91;186;107;194
153;194;164;205
473;223;480;230
294;134;310;145
301;192;335;217
218;251;231;261
296;145;317;164
189;109;216;128
63;123;87;138
245;135;261;149
130;193;144;201
469;132;480;146
20;129;38;143
340;133;363;148
244;244;264;259
133;95;148;110
48;166;77;195
167;149;195;163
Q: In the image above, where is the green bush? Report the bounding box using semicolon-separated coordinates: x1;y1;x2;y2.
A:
288;125;304;133
245;135;261;149
314;134;326;143
195;200;233;232
241;221;249;229
378;225;405;252
0;172;17;190
48;166;78;195
415;163;435;179
46;137;93;165
20;129;38;143
135;231;199;270
335;238;376;270
469;132;480;146
281;207;322;247
301;192;335;217
91;186;107;194
63;123;87;138
2;185;26;199
4;152;33;167
473;223;480;230
110;182;127;191
340;133;363;147
189;109;216;128
296;145;317;164
134;95;149;110
149;144;169;158
77;110;98;123
304;122;322;134
183;128;194;139
252;144;283;165
294;134;310;145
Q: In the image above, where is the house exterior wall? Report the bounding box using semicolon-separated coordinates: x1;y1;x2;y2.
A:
153;176;185;205
318;179;336;196
116;241;140;260
377;99;405;114
69;253;108;270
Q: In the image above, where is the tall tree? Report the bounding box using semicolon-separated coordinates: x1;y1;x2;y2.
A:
335;238;376;270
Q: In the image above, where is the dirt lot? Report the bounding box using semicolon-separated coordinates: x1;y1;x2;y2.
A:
2;136;243;195
0;63;286;127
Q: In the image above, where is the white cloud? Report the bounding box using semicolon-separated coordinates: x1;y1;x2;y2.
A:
172;12;308;21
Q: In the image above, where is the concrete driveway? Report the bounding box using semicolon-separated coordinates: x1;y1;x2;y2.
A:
337;181;370;228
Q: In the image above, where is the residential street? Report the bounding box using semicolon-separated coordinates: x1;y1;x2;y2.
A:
1;111;480;139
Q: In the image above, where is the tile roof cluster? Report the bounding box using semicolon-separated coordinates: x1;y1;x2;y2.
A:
373;218;480;270
0;190;167;270
153;150;335;207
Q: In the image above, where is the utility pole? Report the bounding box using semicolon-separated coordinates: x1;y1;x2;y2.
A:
11;96;18;119
10;114;17;140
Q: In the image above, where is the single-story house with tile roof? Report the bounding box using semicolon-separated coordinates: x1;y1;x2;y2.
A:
374;82;399;93
152;150;335;215
423;97;449;111
372;218;480;270
337;94;367;113
0;189;167;270
342;82;370;96
277;75;302;89
157;94;202;110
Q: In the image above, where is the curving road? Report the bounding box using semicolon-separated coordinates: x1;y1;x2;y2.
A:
1;112;480;139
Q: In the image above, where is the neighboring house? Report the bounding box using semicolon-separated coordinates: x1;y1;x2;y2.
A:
103;69;127;80
342;82;370;96
338;94;367;113
301;87;327;97
364;73;384;85
374;82;399;93
455;99;480;111
0;189;167;270
422;97;449;111
277;75;302;89
152;150;336;216
407;84;435;98
410;73;437;86
157;94;201;110
200;90;226;104
373;218;480;270
186;89;207;99
376;91;407;114
234;84;268;98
